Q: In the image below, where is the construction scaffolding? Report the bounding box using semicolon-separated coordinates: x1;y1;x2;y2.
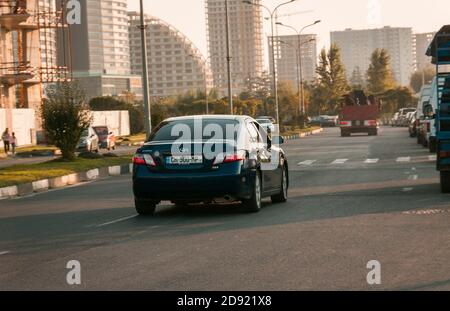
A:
0;0;71;110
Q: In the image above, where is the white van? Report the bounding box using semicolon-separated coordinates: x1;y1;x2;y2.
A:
427;77;438;153
417;84;432;146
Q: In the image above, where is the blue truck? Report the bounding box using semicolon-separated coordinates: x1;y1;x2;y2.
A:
427;25;450;192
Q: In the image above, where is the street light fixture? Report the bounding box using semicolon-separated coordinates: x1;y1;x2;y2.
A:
243;0;297;128
276;20;321;128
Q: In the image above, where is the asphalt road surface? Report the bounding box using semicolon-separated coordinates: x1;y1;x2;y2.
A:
1;127;449;290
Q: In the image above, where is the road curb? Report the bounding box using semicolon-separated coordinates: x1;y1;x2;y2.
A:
0;163;132;200
284;128;324;141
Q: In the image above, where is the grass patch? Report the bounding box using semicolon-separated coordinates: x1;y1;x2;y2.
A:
117;133;146;145
0;154;132;188
281;126;321;137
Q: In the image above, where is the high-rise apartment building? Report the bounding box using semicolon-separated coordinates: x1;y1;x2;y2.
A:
414;32;436;71
268;34;317;87
205;0;265;96
128;12;213;98
331;26;414;86
67;0;142;101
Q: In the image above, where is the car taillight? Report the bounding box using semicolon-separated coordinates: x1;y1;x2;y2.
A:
340;121;348;126
133;153;156;167
367;120;377;126
213;150;246;165
440;151;450;158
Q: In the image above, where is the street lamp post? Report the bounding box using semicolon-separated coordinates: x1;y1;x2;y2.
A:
278;39;315;122
225;0;233;114
243;0;297;128
204;54;217;114
276;20;321;127
139;0;152;135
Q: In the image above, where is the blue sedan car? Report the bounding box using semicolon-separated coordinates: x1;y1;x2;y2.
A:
132;115;289;215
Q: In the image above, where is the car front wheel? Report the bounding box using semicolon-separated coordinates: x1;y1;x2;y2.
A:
271;165;288;203
242;172;262;213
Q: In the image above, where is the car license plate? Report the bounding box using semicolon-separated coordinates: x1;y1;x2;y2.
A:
167;155;203;165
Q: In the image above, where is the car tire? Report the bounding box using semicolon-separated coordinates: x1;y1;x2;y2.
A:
429;140;437;153
242;172;262;213
271;165;288;203
135;199;158;215
441;171;450;193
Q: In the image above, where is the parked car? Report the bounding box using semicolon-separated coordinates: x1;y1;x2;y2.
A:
398;108;416;127
76;127;100;153
93;126;116;151
309;115;338;127
132;115;289;215
391;113;399;127
408;112;417;137
426;77;438;153
417;84;432;145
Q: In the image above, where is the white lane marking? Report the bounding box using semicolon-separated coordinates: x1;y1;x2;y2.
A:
364;159;379;164
96;215;137;228
0;251;10;256
397;157;411;163
298;160;316;166
331;159;348;165
402;188;414;192
429;155;437;161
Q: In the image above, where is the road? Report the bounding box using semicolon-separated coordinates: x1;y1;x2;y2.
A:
1;127;449;290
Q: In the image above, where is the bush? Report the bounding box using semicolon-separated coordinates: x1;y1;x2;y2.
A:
40;82;92;161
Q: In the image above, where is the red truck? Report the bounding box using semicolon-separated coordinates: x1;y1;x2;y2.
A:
340;91;380;137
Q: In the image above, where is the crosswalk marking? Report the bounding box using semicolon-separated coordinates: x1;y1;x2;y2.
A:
397;157;411;163
364;159;379;164
332;159;348;164
296;156;436;167
298;160;316;166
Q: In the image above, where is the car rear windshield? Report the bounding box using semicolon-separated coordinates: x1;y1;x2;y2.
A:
148;118;240;142
94;127;108;136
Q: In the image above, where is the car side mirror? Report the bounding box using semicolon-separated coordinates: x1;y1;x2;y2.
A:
272;136;285;145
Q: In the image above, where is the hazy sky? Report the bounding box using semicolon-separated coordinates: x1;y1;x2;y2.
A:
128;0;449;64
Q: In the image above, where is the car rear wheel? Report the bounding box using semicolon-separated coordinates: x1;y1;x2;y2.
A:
440;171;450;193
242;172;262;213
271;165;288;203
135;199;158;215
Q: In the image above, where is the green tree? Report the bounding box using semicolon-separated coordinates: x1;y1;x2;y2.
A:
40;82;92;161
314;44;349;114
410;66;436;93
367;48;396;94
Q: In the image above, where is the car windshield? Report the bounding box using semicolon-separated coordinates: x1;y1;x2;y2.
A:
148;118;240;142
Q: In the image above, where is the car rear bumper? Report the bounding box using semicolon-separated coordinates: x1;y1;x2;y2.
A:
341;126;377;133
133;169;256;201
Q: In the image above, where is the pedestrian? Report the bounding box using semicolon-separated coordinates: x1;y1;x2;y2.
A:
10;132;17;156
1;128;10;155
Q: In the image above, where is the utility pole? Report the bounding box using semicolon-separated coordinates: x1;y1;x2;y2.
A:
225;0;233;114
139;0;152;135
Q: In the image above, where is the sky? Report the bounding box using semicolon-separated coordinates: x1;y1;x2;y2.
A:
128;0;450;66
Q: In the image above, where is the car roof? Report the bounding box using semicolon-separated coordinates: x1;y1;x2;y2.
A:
164;115;251;122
